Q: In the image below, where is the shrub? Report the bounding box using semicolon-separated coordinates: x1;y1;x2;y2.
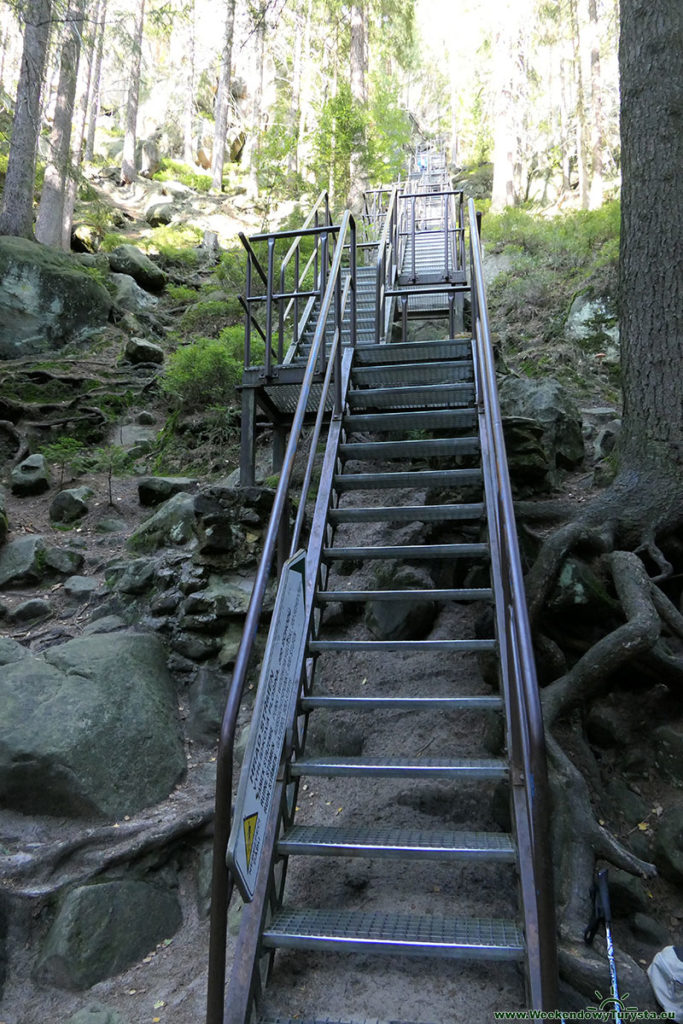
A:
161;333;244;409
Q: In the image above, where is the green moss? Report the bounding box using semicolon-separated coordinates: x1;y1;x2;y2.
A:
153;158;213;193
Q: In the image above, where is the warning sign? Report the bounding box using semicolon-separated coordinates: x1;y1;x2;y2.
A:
227;549;307;901
243;813;258;869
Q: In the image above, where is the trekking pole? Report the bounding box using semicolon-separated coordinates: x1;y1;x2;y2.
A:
584;867;622;1024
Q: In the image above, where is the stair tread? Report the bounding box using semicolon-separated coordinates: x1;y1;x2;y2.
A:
328;504;485;523
291;756;507;777
300;695;502;710
262;908;524;958
278;824;515;859
308;639;495;652
339;437;479;459
322;542;488;558
343;409;477;431
333;468;482;490
316;587;492;601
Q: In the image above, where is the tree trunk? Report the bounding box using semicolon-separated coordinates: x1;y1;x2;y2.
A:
35;0;84;248
286;3;305;182
0;0;52;238
183;0;196;166
587;0;604;209
569;0;590;209
120;0;146;185
84;0;107;163
618;0;683;470
244;11;266;197
490;5;518;212
295;0;314;183
211;0;236;192
348;1;367;211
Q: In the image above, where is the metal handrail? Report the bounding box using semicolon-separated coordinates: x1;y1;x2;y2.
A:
206;212;357;1024
374;184;400;344
467;197;558;1010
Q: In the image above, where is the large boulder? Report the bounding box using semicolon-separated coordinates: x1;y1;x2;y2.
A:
11;453;51;496
0;236;112;358
107;245;166;292
498;376;584;473
36;878;182;989
0;632;186;818
0;485;8;544
0;535;84;587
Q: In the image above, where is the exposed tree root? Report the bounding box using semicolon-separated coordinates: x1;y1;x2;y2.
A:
524;468;683;985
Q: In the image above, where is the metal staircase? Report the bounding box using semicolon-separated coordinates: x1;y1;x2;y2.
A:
206;149;558;1024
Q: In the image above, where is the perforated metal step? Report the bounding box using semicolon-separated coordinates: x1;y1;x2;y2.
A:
262;909;524;959
316;587;492;602
300;695;502;711
290;757;507;780
321;542;487;560
343;409;477;432
333;468;482;491
278;824;515;861
351;361;473;387
353;338;471;364
328;503;485;524
308;639;495;654
347;382;475;410
339;437;480;460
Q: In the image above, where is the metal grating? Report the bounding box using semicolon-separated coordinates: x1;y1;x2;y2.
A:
262;908;524;959
290;756;507;779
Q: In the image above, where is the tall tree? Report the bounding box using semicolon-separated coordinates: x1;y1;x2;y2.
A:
210;0;236;192
587;0;605;208
618;0;682;472
35;0;85;248
120;0;146;184
0;0;52;238
347;1;367;209
84;0;107;163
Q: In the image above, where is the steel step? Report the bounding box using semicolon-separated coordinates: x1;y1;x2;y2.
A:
333;468;482;490
351;362;473;387
347;383;475;410
277;824;515;861
300;695;502;711
290;756;507;780
328;503;484;524
343;409;477;432
339;437;479;460
307;639;495;654
322;542;488;560
262;909;524;960
354;339;471;364
316;587;492;602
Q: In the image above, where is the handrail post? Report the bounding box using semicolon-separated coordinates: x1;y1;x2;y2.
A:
293;247;300;351
411;194;417;283
278;262;286;364
444;193;450;280
244;258;252;367
265;237;275;378
350;217;357;351
319;230;329;374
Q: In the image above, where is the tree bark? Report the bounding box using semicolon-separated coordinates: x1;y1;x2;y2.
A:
490;4;519;212
348;2;367;210
0;0;52;238
183;0;196;166
618;0;683;470
587;0;604;208
84;0;107;163
211;0;236;192
120;0;146;185
35;0;84;248
569;0;590;209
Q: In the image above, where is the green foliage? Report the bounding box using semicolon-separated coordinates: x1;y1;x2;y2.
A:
90;446;133;505
39;437;88;489
310;80;365;205
153;158;213;193
160;327;254;410
365;73;412;184
179;298;241;338
484;202;621;387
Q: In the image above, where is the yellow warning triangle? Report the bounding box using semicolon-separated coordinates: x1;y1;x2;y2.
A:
243;813;258;870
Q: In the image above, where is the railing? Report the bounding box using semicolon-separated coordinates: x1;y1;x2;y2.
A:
374;184;400;344
397;188;466;284
206;212;357;1024
240;191;333;375
467;197;558;1010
